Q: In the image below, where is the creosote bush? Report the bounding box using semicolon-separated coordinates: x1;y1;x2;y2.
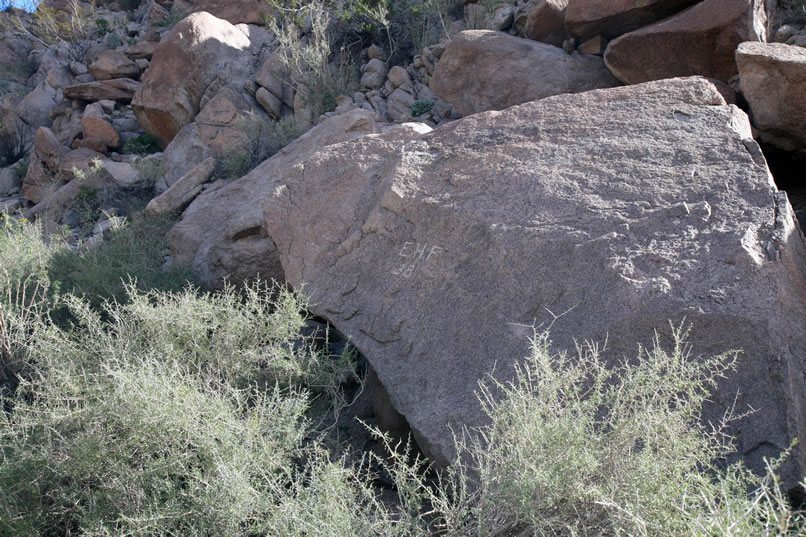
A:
0;214;804;536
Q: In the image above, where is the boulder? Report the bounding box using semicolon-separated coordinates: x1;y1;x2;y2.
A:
15;80;60;128
146;157;216;214
168;109;380;289
260;77;806;487
81;116;120;148
158;85;265;191
89;50;140;81
361;58;389;90
125;41;158;61
430;30;619;116
63;78;140;101
604;0;768;84
131;12;254;147
256;86;283;120
565;0;700;41
521;0;569;47
736;41;806;152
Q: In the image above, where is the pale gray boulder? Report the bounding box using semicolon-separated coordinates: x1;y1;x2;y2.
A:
261;77;806;486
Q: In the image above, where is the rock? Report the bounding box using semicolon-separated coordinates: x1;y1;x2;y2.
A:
255;54;287;100
89;50;140;81
604;0;768;84
577;34;608;54
368;44;387;61
387;88;415;122
490;5;516;31
81;116;120;148
259;76;806;487
73;138;108;154
522;0;568;46
256;86;283;120
786;34;806;47
146;157;216;214
132;12;254;147
387;66;413;90
63;78;141;101
15;80;60;128
158;85;266;190
125;41;158;60
565;0;700;41
168;109;380;289
34;127;67;171
45;66;74;90
69;61;89;76
0;167;21;196
103;160;141;188
431;30;619;116
361;58;389;90
737;42;806;152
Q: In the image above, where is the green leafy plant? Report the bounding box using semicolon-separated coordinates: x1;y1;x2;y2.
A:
122;133;162;155
411;98;434;117
94;17;110;35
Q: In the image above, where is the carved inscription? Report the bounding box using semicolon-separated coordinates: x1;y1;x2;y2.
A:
392;241;444;278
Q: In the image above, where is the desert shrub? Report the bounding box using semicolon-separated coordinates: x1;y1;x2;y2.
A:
0;115;31;168
48;212;193;308
105;32;121;49
94;16;109;35
374;326;806;536
266;0;359;119
132;155;162;187
217;113;307;180
122;133;162;155
0;0;99;61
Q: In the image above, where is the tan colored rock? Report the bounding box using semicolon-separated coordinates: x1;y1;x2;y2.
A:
431;30;619;116
737;41;806;152
566;0;699;41
361;58;388;90
578;34;608;54
604;0;767;84
103;160;141;187
169;109;380;289
147;157;216;214
15;80;59;128
73;138;108;154
63;78;141;102
260;77;806;488
255;54;287;100
34;127;67;171
89;50;140;81
132;12;254;147
125;41;158;61
522;0;568;47
81;116;120;148
256;86;283;120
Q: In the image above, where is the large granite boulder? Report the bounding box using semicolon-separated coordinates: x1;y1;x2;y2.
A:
565;0;699;41
260;77;806;486
131;12;253;147
604;0;768;84
430;30;619;116
737;41;806;152
520;0;569;47
89;50;140;81
168;109;382;289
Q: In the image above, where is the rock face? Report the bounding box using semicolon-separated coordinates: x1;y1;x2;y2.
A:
147;157;216;214
131;12;253;147
565;0;699;40
604;0;768;84
169;109;381;289
89;50;140;81
430;30;619;116
260;77;806;486
63;78;140;102
522;0;569;46
736;41;806;152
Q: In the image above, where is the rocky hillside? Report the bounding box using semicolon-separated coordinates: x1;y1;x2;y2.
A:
3;0;806;495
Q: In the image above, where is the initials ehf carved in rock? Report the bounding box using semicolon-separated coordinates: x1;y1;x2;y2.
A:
392;241;444;279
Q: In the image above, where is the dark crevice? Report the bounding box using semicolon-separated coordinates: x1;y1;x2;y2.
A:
760;142;806;234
